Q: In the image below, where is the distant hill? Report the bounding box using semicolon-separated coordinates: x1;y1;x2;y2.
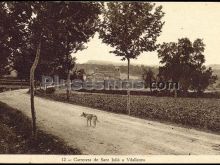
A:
86;60;127;66
206;64;220;87
86;60;159;67
208;64;220;70
76;61;159;77
75;62;220;87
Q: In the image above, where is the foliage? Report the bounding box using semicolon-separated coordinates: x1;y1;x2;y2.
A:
70;68;86;81
99;2;164;61
1;2;102;136
190;66;217;93
8;2;102;81
142;68;155;89
0;2;32;77
157;38;217;93
45;87;56;94
99;2;164;114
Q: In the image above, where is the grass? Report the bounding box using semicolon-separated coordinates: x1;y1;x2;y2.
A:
0;101;81;154
36;89;220;133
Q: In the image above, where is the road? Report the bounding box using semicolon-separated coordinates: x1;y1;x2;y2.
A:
0;89;219;155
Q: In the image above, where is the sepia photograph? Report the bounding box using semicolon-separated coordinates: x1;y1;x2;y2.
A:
0;1;219;163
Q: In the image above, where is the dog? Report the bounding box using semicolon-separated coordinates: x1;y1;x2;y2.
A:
80;112;99;127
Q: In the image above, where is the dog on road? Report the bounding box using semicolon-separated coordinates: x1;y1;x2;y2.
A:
80;112;99;127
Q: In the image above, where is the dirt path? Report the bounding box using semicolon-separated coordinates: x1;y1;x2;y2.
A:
0;89;219;155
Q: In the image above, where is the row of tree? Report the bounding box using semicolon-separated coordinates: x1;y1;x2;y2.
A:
0;1;102;137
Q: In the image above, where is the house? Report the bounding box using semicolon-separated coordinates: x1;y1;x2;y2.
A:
3;69;17;78
86;67;121;81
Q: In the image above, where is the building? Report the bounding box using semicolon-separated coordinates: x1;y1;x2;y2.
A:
86;67;121;81
3;69;18;78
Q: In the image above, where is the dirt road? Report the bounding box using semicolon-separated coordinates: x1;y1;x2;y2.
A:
0;89;219;155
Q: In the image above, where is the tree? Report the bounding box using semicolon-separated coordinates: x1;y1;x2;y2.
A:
39;2;101;100
0;3;9;76
0;2;37;136
70;68;86;81
0;2;31;77
0;2;36;86
142;68;155;92
99;2;164;115
157;38;217;94
30;2;101;136
4;2;101;137
190;66;217;93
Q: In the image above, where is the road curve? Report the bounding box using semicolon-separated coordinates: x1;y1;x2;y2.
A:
0;89;219;155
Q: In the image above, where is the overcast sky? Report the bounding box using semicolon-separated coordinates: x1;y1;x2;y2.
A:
74;2;220;66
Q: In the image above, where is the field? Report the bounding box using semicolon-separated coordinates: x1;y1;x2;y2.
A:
36;89;220;133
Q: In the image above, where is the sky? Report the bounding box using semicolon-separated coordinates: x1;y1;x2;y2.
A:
74;2;220;66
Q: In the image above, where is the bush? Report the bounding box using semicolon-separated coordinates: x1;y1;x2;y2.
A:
0;87;6;93
75;89;220;99
45;87;56;94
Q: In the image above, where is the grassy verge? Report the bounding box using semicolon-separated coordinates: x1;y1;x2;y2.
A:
0;101;81;154
36;89;220;133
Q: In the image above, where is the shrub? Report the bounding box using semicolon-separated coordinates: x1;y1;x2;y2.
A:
45;87;56;94
75;89;220;99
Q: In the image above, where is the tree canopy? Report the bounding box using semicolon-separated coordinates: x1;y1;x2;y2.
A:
0;1;102;136
157;38;217;93
99;2;164;61
99;2;164;114
6;2;102;81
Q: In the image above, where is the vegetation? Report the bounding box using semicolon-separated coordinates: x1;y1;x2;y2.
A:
45;87;56;94
157;38;217;94
142;68;155;91
0;102;80;154
99;2;165;114
36;90;220;133
0;2;219;150
76;63;159;78
0;2;102;137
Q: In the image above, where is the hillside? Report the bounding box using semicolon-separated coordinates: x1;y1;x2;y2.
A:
75;62;220;88
75;62;159;78
208;64;220;70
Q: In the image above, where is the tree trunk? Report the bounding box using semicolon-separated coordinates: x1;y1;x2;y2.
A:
173;78;177;98
34;80;37;91
127;58;131;115
20;79;23;89
149;79;152;93
66;70;71;101
174;89;177;98
30;41;41;138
